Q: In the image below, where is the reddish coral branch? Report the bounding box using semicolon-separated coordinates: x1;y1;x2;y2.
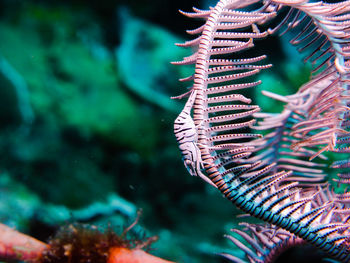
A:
0;222;175;263
108;248;174;263
0;223;47;262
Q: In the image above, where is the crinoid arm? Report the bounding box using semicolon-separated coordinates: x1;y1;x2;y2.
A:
173;0;350;261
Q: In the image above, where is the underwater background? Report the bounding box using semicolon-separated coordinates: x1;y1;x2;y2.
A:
0;0;310;262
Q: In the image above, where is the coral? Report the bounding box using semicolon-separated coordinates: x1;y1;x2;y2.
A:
40;223;145;263
0;212;174;263
0;223;47;262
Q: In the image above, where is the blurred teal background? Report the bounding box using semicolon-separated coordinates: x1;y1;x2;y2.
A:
0;1;310;262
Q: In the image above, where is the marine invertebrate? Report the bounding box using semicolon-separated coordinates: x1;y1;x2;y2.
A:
0;223;47;262
173;0;350;261
221;187;349;262
0;213;174;263
40;222;159;263
221;222;305;263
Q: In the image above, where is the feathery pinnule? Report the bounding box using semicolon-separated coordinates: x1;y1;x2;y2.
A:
173;0;350;261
